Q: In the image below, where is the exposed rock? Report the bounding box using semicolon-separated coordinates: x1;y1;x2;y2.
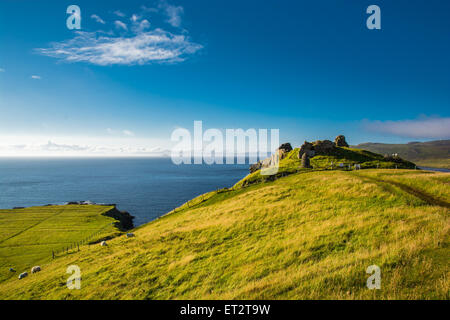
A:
301;153;312;168
249;161;262;173
103;207;134;231
278;143;293;160
278;143;293;153
334;135;349;147
313;140;335;154
298;141;315;159
249;144;290;173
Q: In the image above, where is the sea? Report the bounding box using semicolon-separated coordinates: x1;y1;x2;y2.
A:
0;158;249;226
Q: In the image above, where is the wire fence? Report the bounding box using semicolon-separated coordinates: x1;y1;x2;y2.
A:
52;223;113;259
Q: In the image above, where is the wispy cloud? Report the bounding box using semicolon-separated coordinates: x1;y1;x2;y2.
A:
30;75;41;80
122;130;135;137
0;68;5;72
159;1;184;27
113;10;126;18
131;14;140;22
0;139;171;157
36;3;202;66
131;18;150;33
141;5;158;13
41;140;89;152
91;14;105;24
106;128;136;137
362;116;450;139
114;20;128;31
36;28;202;66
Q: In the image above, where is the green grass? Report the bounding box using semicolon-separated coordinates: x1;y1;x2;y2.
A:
234;146;416;188
414;158;450;169
0;205;124;283
0;169;448;300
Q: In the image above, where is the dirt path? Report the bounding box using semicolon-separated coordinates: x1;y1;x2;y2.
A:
357;174;450;209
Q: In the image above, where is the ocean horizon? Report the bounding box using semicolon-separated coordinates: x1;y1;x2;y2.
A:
0;157;249;226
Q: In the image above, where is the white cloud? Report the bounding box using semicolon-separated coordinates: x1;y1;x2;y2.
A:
0;68;4;72
159;1;184;27
114;10;126;17
363;116;450;139
114;20;128;31
91;14;105;24
131;14;140;22
31;75;41;80
36;29;202;66
0;138;172;157
141;5;158;13
123;130;135;137
36;3;201;66
131;19;150;33
41;140;89;152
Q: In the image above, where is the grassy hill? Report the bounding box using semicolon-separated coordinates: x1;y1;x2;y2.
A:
0;205;130;283
0;168;448;300
235;146;415;188
354;140;450;169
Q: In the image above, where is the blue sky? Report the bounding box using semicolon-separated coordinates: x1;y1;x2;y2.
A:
0;0;449;156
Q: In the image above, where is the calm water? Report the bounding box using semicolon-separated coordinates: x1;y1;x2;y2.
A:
0;158;249;226
419;167;450;173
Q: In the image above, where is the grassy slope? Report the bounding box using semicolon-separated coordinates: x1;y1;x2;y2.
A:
0;169;448;300
0;205;123;283
354;140;450;169
234;147;415;188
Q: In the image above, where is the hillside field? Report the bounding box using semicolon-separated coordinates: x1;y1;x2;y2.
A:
0;205;124;283
0;169;448;300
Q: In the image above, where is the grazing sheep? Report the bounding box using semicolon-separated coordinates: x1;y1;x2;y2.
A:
9;268;15;273
126;233;135;238
31;266;41;274
100;241;107;246
18;272;28;280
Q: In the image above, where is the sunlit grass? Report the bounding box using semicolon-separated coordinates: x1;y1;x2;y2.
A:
0;205;122;283
0;170;448;300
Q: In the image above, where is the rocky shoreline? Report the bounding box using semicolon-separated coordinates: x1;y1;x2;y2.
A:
12;202;135;231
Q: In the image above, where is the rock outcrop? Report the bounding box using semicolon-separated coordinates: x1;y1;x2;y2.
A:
301;153;312;168
103;206;134;231
249;143;292;173
334;135;349;147
277;143;293;160
249;161;262;173
298;141;315;159
313;140;335;154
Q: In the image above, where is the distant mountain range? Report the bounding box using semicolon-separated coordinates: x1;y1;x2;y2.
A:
353;140;450;169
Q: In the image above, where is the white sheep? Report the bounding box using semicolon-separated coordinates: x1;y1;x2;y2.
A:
31;266;41;274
